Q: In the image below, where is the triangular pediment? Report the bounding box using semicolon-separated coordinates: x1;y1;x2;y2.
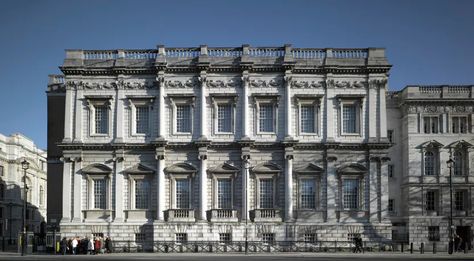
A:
164;163;197;174
447;140;473;149
124;163;155;175
295;163;324;174
252;162;281;174
82;163;112;174
421;140;444;149
209;162;240;173
337;163;367;174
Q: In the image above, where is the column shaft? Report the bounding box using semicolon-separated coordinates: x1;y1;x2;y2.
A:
157;157;165;220
63;89;73;142
380;162;389;220
242;75;249;138
285;77;292;137
284;157;293;221
241;159;250;220
326;158;337;221
199;158;208;220
325;85;335;142
200;72;207;139
114;159;124;221
158;75;165;138
115;88;124;142
368;86;377;140
369;159;379;222
74;88;83;142
379;85;388;139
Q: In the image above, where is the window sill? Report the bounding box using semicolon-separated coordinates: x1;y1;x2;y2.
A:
90;134;109;137
340;133;361;136
131;133;148;137
174;132;192;136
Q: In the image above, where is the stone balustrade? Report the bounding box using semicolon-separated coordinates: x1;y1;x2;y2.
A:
209;209;238;222
403;85;474;99
48;74;64;85
252;208;282;222
167;209;195;222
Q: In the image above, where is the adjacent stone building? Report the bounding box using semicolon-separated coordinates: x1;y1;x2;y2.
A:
46;45;473;249
0;133;47;243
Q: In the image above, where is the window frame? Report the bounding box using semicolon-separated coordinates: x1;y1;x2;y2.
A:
86;96;113;137
422;115;441;134
169;96;195;136
454;190;467;211
211;95;238;135
428;226;440;241
175;233;188;243
451;115;469;134
87;174;111;210
342;178;360;210
127;97;154;137
253;95;279;135
339;99;362;136
425;190;438;212
298;178;319;210
295;96;320;136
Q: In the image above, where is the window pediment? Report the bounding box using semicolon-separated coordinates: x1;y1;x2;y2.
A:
208;163;240;174
447;140;473;149
337;163;367;175
420;140;444;149
165;163;197;175
124;163;155;175
82;163;112;174
252;162;281;175
295;163;324;175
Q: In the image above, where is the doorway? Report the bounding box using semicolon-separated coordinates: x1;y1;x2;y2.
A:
456;226;471;251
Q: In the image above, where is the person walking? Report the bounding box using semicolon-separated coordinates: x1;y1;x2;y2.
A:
60;237;68;255
72;237;78;255
87;237;94;255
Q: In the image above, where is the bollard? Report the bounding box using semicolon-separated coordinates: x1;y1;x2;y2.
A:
433;242;436;254
410;242;413;254
420;242;424;254
401;243;404;253
464;242;468;254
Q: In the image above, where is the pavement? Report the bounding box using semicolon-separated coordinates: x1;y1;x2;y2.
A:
0;252;473;261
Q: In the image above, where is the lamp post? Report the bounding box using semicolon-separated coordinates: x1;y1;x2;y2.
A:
446;158;454;255
21;159;29;256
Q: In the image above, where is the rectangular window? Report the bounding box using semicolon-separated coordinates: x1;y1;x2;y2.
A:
135;233;146;243
94;179;106;209
387;130;394;143
175;233;187;243
304;233;316;243
135;106;149;134
95;106;108;134
428;226;440;241
388;165;394;178
135;180;149;209
176;105;191;133
343;179;359;209
262;233;274;244
219;233;231;243
175;179;190;209
0;166;3;176
217;104;232;133
423;116;439;134
217;179;232;209
259;179;273;209
300;105;315;133
259;104;274;132
300;179;316;209
425;190;436;211
388;199;394;212
455;191;465;211
452;116;468;134
342;104;357;134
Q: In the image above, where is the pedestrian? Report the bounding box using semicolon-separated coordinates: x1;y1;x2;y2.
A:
87;237;94;255
94;237;101;254
353;235;362;253
60;237;68;255
72;237;78;255
105;237;112;253
456;234;464;252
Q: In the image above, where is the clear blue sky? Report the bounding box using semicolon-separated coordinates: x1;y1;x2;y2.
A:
1;0;473;149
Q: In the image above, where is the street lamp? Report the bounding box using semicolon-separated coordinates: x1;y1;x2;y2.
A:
21;159;29;256
446;157;454;255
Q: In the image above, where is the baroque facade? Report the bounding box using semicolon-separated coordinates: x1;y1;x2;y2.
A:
0;133;47;243
46;45;473;249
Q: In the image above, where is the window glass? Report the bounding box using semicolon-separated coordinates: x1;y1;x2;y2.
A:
95;106;108;134
259;179;273;208
259;104;274;132
343;179;358;209
455;191;465;211
301;105;315;133
217;104;232;133
425;191;436;211
135;179;150;209
136;106;149;134
176;179;190;209
217;179;232;209
176;105;191;133
343;104;357;133
453;151;463;176
428;226;440;241
94;179;106;209
424;151;435;176
300;179;316;209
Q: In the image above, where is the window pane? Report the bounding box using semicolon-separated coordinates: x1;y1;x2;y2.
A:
95;106;108;134
300;179;316;209
217;179;232;209
176;179;190;209
94;179;106;209
431;117;439;133
176;105;191;133
455;191;465;211
424;151;435;176
343;105;357;133
453;151;463;176
217;104;232;133
343;179;358;209
259;179;273;208
259;104;274;132
301;105;315;133
426;191;435;211
135;180;150;209
136;106;149;134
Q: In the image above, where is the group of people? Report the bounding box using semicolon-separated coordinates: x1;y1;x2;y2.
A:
60;236;112;255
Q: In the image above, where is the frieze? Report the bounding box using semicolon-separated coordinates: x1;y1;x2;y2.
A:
326;79;368;89
249;78;283;87
165;78;199;88
207;78;242;88
65;80;156;90
291;80;325;88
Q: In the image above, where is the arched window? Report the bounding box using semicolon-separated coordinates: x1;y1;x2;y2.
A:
424;151;435;176
39;186;44;206
453;151;464;176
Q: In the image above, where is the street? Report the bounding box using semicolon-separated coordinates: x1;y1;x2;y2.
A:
0;253;473;261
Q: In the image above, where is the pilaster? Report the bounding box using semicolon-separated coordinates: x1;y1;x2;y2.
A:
379;81;388;141
369;157;379;222
114;153;125;222
61;158;72;223
241;147;251;221
73;88;83;143
326;155;337;221
63;88;73;142
284;71;294;140
199;70;208;141
156;71;166;141
368;79;378;141
284;147;294;221
155;146;166;221
198;146;208;220
72;157;82;222
114;80;125;143
380;157;390;221
325;77;335;142
241;71;250;140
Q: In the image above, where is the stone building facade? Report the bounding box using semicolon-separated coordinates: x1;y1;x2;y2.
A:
0;133;47;243
46;45;473;248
